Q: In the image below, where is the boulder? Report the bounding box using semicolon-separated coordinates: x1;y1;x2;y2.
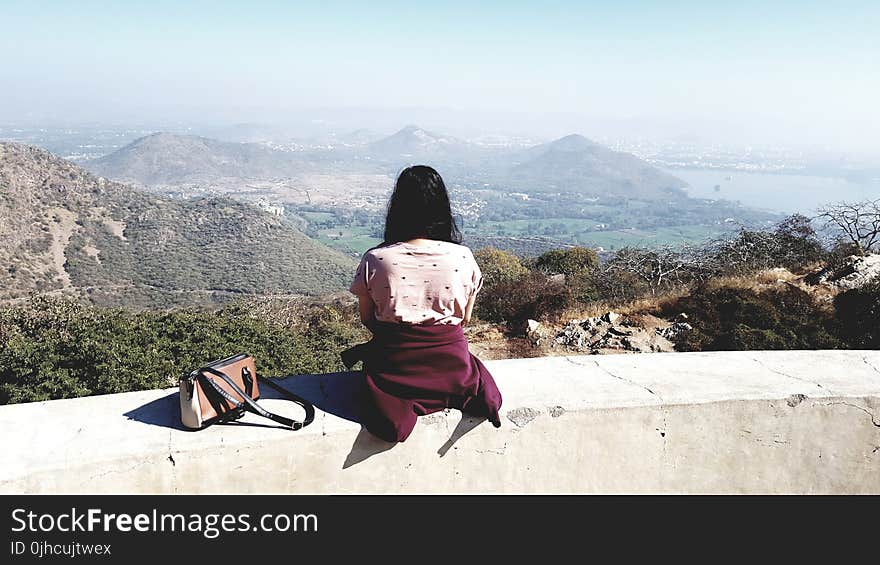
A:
657;322;693;341
805;254;880;290
601;311;621;324
555;311;687;354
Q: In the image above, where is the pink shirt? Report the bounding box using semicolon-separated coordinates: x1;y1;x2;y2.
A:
349;241;484;325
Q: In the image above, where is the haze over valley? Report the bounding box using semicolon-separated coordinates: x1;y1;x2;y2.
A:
1;1;877;302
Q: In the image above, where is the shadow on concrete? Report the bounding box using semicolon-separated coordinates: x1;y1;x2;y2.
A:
268;371;373;425
437;413;486;457
123;391;189;431
342;426;397;469
123;371;377;432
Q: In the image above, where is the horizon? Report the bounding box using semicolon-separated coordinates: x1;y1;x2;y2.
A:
1;1;878;157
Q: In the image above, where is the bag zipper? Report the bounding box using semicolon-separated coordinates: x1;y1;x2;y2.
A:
182;352;250;401
202;352;249;369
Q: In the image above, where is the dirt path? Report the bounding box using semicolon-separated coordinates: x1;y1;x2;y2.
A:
48;208;76;288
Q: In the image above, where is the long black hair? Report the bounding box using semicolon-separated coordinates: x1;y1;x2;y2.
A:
383;165;462;245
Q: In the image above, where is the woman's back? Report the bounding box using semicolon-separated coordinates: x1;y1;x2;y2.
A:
350;240;483;325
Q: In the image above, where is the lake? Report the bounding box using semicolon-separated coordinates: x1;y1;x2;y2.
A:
665;168;880;215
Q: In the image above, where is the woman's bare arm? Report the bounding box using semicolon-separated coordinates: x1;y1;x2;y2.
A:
463;292;477;326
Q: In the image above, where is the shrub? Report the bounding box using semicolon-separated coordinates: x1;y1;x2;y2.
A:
663;284;841;351
474;272;571;326
0;296;366;405
710;215;827;276
473;247;529;288
834;279;880;348
535;246;599;277
772;214;827;271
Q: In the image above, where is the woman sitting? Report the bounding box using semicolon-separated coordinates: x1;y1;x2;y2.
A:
344;165;503;443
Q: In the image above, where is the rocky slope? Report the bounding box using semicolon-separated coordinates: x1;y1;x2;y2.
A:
0;142;356;307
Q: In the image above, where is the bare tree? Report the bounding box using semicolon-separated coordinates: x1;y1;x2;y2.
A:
816;199;880;256
704;229;782;274
597;245;713;296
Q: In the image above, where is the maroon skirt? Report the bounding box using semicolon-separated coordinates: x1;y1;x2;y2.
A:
341;322;503;443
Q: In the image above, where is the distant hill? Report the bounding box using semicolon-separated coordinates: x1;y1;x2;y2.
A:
498;134;687;198
0;143;356;308
364;128;688;200
366;125;468;159
84;132;307;185
83;129;687;203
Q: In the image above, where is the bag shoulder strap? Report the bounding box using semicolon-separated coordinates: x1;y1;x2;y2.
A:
199;366;315;430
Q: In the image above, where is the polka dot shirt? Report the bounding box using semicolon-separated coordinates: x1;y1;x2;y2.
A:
349;240;484;325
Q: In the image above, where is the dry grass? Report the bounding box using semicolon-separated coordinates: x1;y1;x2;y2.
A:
466;264;848;360
559;289;688;322
557;266;843;324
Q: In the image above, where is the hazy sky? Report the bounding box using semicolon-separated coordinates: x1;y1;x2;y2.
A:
1;1;878;154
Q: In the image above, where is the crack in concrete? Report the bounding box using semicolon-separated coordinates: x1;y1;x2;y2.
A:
88;460;150;481
566;356;664;402
569;357;671;457
822;402;880;427
475;442;508;456
751;356;831;394
590;359;664;402
168;430;177;494
862;356;880;375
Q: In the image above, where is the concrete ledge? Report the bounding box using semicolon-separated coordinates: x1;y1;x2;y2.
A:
1;350;879;494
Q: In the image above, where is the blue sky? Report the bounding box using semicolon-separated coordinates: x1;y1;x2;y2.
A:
1;1;878;152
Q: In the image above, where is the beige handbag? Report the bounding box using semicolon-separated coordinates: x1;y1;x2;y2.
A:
179;353;315;430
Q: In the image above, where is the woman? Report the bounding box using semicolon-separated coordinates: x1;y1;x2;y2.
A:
343;165;503;443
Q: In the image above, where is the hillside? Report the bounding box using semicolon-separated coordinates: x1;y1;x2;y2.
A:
366;125;467;159
84;132;308;185
498;134;688;198
0;142;356;307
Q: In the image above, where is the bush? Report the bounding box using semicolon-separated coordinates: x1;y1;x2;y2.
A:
710;215;827;276
772;214;826;270
567;270;601;304
589;259;653;303
834;279;880;348
473;247;529;288
663;284;841;351
475;272;571;326
535;247;599;277
0;296;367;405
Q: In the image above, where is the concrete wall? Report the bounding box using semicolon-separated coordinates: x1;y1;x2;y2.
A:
1;350;878;494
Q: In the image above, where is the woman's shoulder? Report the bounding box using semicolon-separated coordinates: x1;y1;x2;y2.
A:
360;242;395;260
362;240;476;260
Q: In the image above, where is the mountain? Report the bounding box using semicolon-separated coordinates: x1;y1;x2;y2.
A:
366;125;468;159
84;132;307;185
499;134;687;198
0;143;356;308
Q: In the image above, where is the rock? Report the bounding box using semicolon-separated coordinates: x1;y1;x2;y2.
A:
601;311;621;324
805;254;880;290
657;322;693;341
607;325;634;337
526;319;541;333
555;321;592;350
556;312;680;354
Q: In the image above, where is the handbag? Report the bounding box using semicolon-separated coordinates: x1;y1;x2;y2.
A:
179;353;315;431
